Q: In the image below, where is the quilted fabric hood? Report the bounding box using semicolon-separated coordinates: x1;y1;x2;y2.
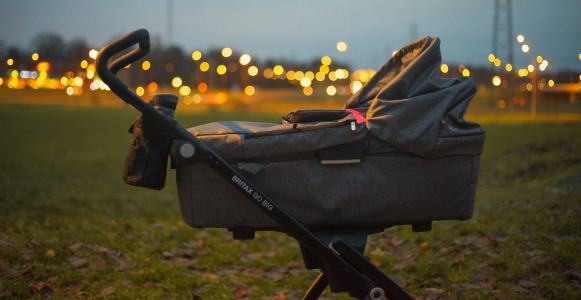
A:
345;36;483;157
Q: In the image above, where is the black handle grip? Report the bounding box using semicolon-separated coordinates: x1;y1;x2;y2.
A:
95;28;151;112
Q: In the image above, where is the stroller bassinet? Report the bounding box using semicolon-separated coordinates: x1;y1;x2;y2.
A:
96;29;485;299
177;36;484;231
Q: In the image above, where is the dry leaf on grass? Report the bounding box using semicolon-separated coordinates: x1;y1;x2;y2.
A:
100;286;115;297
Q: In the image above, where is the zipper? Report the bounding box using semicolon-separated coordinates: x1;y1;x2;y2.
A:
246;120;358;138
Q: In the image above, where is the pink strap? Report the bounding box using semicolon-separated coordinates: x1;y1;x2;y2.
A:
346;109;366;124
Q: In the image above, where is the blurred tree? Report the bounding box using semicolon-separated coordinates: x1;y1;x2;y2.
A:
6;46;26;71
31;32;66;61
0;40;6;58
0;41;8;73
63;38;91;75
68;38;90;62
31;32;67;74
6;46;23;60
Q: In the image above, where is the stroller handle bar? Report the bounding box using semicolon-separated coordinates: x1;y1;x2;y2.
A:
95;29;183;143
95;28;151;113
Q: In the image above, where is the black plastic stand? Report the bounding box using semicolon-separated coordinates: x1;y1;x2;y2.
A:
299;231;414;299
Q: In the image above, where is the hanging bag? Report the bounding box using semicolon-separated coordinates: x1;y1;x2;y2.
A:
123;94;178;190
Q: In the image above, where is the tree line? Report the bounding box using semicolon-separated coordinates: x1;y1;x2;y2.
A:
0;32;351;90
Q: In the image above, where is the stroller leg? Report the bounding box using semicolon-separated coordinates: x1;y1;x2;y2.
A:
332;238;414;300
303;272;328;300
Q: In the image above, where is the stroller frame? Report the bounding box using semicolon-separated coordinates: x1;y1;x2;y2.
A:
97;29;416;299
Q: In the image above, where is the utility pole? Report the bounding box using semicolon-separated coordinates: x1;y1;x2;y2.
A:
492;0;514;109
493;0;513;67
167;0;174;47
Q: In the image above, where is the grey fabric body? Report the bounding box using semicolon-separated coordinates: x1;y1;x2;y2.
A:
176;36;485;230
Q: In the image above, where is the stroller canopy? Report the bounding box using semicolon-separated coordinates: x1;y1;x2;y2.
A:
345;36;483;157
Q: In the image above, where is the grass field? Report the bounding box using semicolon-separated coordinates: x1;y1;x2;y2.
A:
0;103;580;299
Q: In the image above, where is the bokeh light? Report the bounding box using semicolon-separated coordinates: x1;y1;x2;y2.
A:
263;68;274;79
300;77;312;87
326;85;337;96
350;80;363;94
37;62;50;73
248;66;258;76
142;60;151;71
239;54;251;65
88;49;98;59
171;76;182;87
200;62;210;72
191;50;202;61
183;95;193;105
136;86;145;96
198;82;208;93
179;86;191;96
328;71;337;81
335;69;347;79
522;44;530;53
528;64;535;72
217;65;227;75
497;100;506;109
315;72;325;81
244;85;255;96
147;82;158;93
221;47;232;58
273;65;284;76
294;71;305;80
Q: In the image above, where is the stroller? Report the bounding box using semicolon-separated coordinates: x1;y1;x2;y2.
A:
96;29;485;299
